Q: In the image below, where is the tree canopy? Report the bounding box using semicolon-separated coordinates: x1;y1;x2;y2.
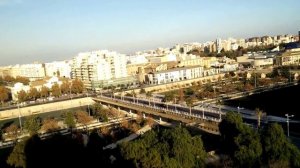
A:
0;86;9;104
24;115;41;136
120;127;206;168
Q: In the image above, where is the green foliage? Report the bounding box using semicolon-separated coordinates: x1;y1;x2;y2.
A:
28;87;40;100
15;76;30;85
184;88;194;96
17;90;28;103
120;127;206;168
40;86;49;98
234;126;262;167
139;88;146;94
7;139;27;168
60;81;70;94
262;123;291;163
219;112;244;156
24;115;41;136
0;86;9;104
92;103;109;122
71;79;84;94
220;116;300;167
163;91;176;102
288;143;300;167
51;83;61;97
64;112;76;129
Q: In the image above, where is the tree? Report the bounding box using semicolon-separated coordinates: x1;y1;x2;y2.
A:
17;90;28;103
178;88;184;102
28;87;40;100
234;126;262;167
139;88;146;94
255;108;263;128
185;97;195;115
15;76;30;85
164;91;175;102
146;91;152;106
71;79;84;94
60;81;70;94
24;115;41;136
41;118;60;133
262;123;290;164
6;139;26;168
120;127;206;168
92;103;109;122
64;112;76;130
4;75;15;83
75;111;93;130
40;86;49;99
219;112;244;156
0;85;9;104
51;83;61;97
5;124;19;141
145;117;155;127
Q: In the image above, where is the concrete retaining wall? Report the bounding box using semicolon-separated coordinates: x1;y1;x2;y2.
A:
0;98;95;120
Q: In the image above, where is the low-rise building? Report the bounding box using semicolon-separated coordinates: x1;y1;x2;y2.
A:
45;61;72;78
276;48;300;66
146;66;219;85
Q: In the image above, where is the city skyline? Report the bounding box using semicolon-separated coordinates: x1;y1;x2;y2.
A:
0;0;300;65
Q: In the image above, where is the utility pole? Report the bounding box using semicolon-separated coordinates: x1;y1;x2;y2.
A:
202;101;204;119
17;103;22;131
87;92;90;116
285;113;294;137
237;106;244;114
174;98;177;112
255;72;257;88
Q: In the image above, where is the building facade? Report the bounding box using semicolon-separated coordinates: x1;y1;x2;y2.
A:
71;50;128;90
146;66;220;85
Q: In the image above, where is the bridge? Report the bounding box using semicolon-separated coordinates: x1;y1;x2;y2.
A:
92;95;221;135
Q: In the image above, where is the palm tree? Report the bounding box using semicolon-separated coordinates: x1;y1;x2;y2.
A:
146;91;152;106
186;97;194;116
216;99;223;121
255;108;263;128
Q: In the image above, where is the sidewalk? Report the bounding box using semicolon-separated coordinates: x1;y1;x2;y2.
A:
103;125;152;150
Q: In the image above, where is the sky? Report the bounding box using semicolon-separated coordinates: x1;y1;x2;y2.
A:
0;0;299;66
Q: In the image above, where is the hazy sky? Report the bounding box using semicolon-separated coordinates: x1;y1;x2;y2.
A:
0;0;299;65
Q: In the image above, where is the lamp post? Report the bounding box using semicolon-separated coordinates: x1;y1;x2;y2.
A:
174;98;177;112
17;103;22;131
285;113;294;137
87;92;90;116
202;102;204;119
237;106;244;114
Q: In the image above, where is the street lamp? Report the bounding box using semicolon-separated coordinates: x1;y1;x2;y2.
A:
174;98;177;112
87;92;90;116
237;106;244;114
285;113;294;137
202;101;204;119
17;103;22;131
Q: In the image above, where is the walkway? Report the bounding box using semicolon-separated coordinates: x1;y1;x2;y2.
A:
103;125;152;150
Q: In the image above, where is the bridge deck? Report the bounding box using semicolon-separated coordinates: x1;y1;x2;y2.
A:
92;97;220;135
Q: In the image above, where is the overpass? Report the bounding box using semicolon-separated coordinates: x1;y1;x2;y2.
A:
92;96;220;135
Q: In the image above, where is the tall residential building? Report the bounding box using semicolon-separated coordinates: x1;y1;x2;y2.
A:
71;50;127;89
216;38;222;53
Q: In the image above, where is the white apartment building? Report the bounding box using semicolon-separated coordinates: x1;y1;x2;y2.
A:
71;50;127;89
127;55;148;64
216;38;222;53
45;61;71;78
147;66;219;85
9;63;46;80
